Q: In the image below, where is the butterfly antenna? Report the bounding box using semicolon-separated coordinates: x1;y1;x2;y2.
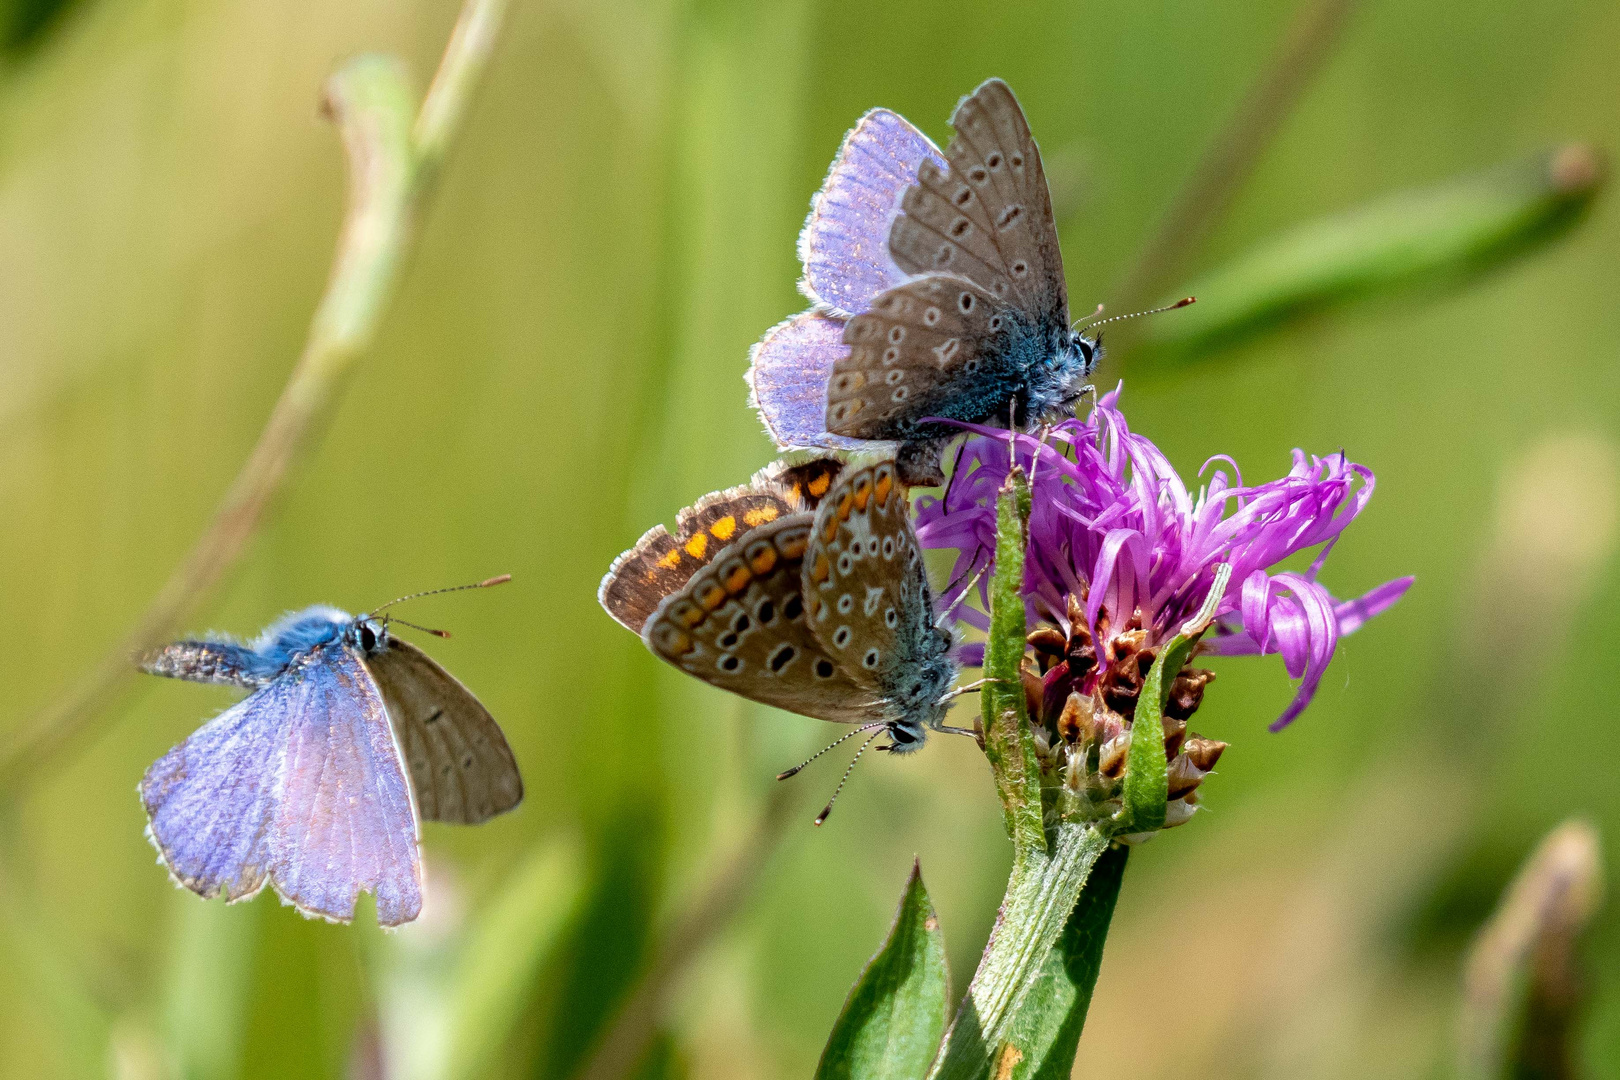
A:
776;722;886;781
1070;303;1105;331
1078;296;1195;332
814;729;885;826
368;574;512;618
385;616;451;639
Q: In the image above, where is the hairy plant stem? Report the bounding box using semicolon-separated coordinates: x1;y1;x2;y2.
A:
928;468;1115;1079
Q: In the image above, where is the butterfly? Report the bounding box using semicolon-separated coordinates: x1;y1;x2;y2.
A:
749;78;1097;487
601;459;967;818
138;581;521;928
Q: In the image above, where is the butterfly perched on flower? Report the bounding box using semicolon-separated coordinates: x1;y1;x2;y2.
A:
750;79;1106;486
600;459;968;818
138;581;520;927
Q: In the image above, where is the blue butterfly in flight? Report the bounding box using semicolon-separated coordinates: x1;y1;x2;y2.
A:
138;579;520;927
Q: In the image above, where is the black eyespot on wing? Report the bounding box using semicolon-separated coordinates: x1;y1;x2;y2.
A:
732;611;751;633
769;644;795;672
814;659;836;679
756;599;776;624
782;594;804;621
720;655;741;673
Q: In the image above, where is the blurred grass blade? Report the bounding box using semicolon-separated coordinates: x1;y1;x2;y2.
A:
444;838;584;1080
163;898;260;1080
1000;844;1128;1079
378;837;584;1080
979;466;1044;855
1117;565;1228;836
1145;145;1604;354
815;861;950;1080
1458;819;1603;1080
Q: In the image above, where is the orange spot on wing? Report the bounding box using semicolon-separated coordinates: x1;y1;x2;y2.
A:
722;562;751;594
685;533;709;559
822;516;840;544
698;581;727;611
743;507;779;527
749;546;778;575
808;472;832;498
709;515;737;541
837;491;854;520
874;469;893;506
853;475;873;510
810;553;830;585
778;532;808;560
655;550;682;570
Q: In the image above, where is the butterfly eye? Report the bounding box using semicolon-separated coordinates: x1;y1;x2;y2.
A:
358;624;377;652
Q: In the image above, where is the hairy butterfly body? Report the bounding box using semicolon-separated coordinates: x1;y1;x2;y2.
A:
139;604;520;927
601;461;959;754
749;78;1098;486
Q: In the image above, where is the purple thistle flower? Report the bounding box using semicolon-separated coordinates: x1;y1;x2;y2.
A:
914;386;1412;731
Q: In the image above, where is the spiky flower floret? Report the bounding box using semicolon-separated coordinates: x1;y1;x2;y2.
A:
915;387;1412;828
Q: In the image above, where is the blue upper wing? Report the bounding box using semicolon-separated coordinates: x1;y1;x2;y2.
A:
141;642;423;926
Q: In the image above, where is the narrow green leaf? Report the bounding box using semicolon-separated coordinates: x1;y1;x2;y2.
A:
1458;820;1603;1080
1002;844;1129;1079
816;861;951;1080
980;466;1045;855
1118;565;1230;836
1146;145;1604;354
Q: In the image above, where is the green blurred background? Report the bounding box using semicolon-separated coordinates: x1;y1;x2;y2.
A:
1;0;1617;1076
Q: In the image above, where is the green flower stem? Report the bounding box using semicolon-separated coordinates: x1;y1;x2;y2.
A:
929;468;1113;1080
978;467;1046;854
0;0;510;791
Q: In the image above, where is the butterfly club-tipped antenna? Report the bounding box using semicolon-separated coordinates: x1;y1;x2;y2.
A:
1077;296;1196;336
814;728;886;826
367;574;513;640
368;575;513;618
775;721;887;781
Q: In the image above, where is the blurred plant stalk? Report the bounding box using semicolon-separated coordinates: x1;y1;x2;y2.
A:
0;0;510;792
1142;144;1604;354
1459;820;1604;1080
1114;0;1363;308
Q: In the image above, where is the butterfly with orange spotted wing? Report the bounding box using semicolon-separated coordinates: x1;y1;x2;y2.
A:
600;460;964;808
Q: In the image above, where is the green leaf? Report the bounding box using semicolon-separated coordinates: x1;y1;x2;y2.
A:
980;466;1045;855
1117;565;1230;836
815;861;951;1080
1145;145;1604;355
1001;844;1129;1079
1458;820;1603;1080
